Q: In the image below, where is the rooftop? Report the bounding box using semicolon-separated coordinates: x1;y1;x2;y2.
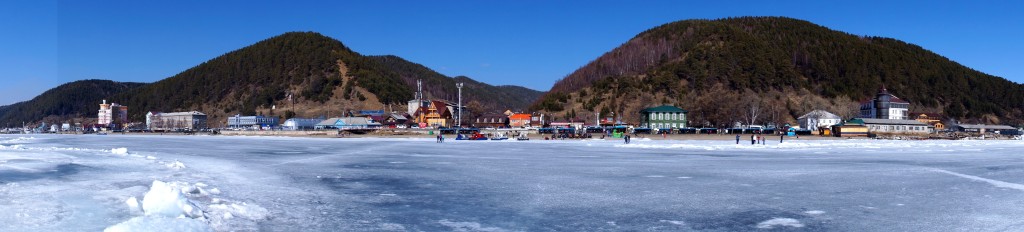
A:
956;124;1019;130
798;110;841;119
857;118;929;126
640;105;688;113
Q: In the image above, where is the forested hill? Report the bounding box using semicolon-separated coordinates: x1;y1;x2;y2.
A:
4;32;543;127
534;16;1024;126
368;55;544;113
106;32;412;125
0;80;145;125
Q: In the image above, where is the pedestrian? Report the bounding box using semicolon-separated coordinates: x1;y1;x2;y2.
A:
761;135;766;145
751;134;756;145
440;134;444;143
735;134;740;144
780;134;784;143
436;134;441;143
624;135;629;144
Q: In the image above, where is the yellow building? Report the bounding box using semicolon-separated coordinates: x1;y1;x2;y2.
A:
414;100;452;127
911;112;945;130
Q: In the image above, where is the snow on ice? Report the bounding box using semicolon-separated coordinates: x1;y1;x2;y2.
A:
2;134;1024;231
110;147;128;155
756;218;805;229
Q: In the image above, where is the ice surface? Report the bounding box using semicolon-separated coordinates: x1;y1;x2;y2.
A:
2;134;1024;231
104;216;213;232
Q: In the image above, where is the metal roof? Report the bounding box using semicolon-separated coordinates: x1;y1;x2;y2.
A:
956;124;1019;130
639;105;688;113
157;111;206;116
798;110;841;119
857;118;929;126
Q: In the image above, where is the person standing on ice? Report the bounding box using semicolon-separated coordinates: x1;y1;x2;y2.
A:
736;134;740;144
780;134;784;143
751;134;756;145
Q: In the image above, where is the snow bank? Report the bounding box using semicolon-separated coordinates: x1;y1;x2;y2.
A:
165;160;187;170
804;210;826;215
106;181;208;231
0;136;35;143
125;197;142;215
111;148;129;155
106;180;270;232
141;180;203;218
206;202;270;231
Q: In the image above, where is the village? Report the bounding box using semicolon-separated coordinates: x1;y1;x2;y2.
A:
3;82;1021;141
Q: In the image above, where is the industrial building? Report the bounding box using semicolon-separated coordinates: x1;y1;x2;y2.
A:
146;111;208;131
954;124;1022;135
227;115;279;129
281;118;324;131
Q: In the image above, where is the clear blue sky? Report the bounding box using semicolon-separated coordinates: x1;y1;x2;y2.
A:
2;0;1022;106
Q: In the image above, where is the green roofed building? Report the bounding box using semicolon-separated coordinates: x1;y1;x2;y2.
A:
640;105;688;129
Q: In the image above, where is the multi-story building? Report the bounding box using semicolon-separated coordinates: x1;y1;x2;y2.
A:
639;105;688;129
860;86;910;120
98;100;128;127
146;111;208;131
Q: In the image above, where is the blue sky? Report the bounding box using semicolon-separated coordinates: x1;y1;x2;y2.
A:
1;1;1022;106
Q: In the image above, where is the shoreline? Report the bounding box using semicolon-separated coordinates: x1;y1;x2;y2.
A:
10;130;1018;141
7;130;855;141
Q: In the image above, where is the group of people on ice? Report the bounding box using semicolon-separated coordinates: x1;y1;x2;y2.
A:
737;133;785;145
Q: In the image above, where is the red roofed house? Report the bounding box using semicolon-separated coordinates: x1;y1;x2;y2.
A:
509;113;532;128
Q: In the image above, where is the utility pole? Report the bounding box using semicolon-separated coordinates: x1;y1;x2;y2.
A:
456;82;464;129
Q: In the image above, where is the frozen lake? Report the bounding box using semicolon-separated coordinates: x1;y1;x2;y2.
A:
1;134;1023;231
